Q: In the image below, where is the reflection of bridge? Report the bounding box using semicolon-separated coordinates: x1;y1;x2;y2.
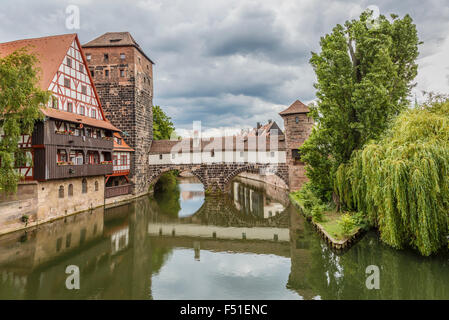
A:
148;223;289;242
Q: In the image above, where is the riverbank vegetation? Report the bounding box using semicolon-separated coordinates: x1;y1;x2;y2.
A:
291;10;449;255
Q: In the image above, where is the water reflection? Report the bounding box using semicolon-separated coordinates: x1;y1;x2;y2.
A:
231;176;287;219
0;177;447;300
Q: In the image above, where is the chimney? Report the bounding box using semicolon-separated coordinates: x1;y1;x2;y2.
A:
268;119;272;124
257;122;261;129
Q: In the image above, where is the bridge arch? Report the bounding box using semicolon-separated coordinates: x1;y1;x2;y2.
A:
148;165;207;192
223;164;289;193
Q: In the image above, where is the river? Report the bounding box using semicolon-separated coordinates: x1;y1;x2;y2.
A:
0;175;447;299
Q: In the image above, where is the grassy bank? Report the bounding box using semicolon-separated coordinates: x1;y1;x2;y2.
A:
289;186;365;245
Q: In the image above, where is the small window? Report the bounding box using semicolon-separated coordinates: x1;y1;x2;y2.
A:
105;70;109;77
120;69;125;77
82;179;87;193
90;69;94;77
86;54;91;61
211;150;215;157
64;78;71;88
91;109;96;119
104;53;109;61
68;184;73;197
171;153;175;159
79;105;85;116
56;238;62;252
120;53;125;60
79;64;84;73
81;85;87;95
270;151;275;157
66;233;72;248
59;185;64;198
95;181;99;191
295;116;299;124
138;57;141;64
159;154;163;160
66;57;72;67
67;102;73;113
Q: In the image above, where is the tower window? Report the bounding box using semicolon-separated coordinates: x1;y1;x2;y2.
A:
90;69;94;77
120;53;125;60
159;154;163;160
105;70;109;77
120;69;125;77
104;53;109;61
295;116;299;124
86;54;91;61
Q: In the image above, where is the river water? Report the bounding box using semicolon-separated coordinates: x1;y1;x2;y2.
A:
0;176;447;299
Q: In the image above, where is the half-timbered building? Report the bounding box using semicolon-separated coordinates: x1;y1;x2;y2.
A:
0;34;125;223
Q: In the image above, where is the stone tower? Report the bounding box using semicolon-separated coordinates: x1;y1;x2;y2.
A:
279;100;313;191
83;32;154;195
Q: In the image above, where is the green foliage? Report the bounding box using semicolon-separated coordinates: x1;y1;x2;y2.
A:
0;48;50;193
290;182;325;217
311;204;326;223
336;98;449;255
338;213;356;236
153;105;176;140
300;11;420;201
153;172;181;216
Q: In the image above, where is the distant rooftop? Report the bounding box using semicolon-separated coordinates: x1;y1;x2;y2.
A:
83;32;154;64
279;100;310;116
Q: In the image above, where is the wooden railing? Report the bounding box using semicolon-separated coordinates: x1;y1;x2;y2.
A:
51;163;113;180
105;184;132;199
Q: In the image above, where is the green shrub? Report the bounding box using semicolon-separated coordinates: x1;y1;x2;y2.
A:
338;213;355;236
311;204;326;223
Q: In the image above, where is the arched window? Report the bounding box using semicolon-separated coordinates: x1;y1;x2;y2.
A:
68;184;73;197
95;181;99;191
58;185;64;198
82;179;87;193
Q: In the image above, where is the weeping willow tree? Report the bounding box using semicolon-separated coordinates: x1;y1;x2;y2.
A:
335;98;449;255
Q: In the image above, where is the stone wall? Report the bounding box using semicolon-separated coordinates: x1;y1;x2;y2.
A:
36;176;105;224
0;182;38;235
84;45;153;196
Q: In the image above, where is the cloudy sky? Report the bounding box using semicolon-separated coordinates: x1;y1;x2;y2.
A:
1;0;448;136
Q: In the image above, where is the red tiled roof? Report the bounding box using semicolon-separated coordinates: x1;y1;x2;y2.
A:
0;34;76;91
41;107;120;131
279;100;310;115
0;34;117;132
113;132;134;151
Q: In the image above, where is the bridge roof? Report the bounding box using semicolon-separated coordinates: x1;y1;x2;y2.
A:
150;136;286;154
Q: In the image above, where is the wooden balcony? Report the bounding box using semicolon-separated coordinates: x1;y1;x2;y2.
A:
105;184;132;199
51;132;113;149
50;163;113;180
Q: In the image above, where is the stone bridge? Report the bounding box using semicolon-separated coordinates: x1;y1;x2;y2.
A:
148;163;289;194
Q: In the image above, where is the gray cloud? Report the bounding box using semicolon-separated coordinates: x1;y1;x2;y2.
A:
1;0;448;135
